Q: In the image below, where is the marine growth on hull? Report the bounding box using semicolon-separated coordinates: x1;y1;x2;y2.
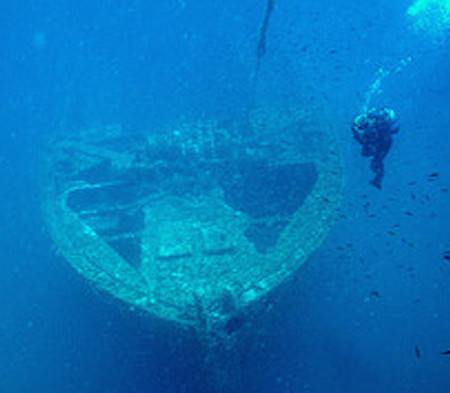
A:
41;106;343;337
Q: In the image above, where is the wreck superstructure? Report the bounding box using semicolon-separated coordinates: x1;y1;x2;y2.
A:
41;106;343;338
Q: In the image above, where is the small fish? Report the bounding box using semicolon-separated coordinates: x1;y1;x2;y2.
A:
298;44;310;53
441;350;450;355
370;291;381;298
415;345;421;359
404;211;414;216
427;173;438;182
387;231;396;236
408;181;417;186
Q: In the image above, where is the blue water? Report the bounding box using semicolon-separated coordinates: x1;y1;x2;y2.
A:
1;0;449;392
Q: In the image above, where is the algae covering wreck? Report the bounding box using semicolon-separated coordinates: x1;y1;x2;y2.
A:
41;106;343;338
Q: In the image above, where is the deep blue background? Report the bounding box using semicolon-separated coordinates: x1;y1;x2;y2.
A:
1;0;449;392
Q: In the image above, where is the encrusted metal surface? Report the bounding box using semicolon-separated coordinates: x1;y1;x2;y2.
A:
41;107;343;333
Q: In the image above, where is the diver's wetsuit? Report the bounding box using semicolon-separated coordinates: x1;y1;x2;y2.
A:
352;108;399;189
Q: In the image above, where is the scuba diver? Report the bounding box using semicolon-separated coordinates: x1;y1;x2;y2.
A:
352;108;399;189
